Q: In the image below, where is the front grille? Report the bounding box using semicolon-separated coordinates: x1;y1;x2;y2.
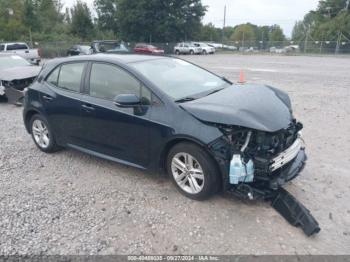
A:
270;137;303;171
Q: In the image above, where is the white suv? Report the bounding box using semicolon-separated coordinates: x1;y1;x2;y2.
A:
193;42;215;55
174;43;202;55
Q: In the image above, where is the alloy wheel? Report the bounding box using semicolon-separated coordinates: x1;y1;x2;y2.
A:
32;119;50;149
171;152;205;194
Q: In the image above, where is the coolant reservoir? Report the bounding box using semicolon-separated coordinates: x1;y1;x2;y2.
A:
229;154;254;184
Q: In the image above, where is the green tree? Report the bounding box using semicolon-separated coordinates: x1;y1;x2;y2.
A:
116;0;207;42
94;0;118;35
199;23;221;42
70;0;94;40
268;24;285;43
231;24;257;43
0;0;26;41
293;0;350;44
37;0;64;33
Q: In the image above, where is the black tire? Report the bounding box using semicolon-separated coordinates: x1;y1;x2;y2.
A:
29;114;61;153
190;50;194;55
175;50;180;55
166;142;219;200
202;50;207;55
0;95;8;103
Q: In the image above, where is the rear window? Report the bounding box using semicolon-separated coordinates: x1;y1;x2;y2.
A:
58;63;85;92
6;44;28;51
46;63;85;92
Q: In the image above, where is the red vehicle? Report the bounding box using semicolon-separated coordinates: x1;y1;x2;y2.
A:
133;44;165;55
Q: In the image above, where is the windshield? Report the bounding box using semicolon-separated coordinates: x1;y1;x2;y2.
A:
131;58;230;100
0;55;31;70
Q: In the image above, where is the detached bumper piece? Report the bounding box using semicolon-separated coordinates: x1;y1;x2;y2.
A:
228;185;321;237
271;188;320;236
228;149;320;237
4;88;25;105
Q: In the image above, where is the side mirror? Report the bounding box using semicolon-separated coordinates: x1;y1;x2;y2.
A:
114;94;141;107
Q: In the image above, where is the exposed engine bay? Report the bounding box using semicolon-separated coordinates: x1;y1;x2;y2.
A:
0;76;36;104
208;120;320;236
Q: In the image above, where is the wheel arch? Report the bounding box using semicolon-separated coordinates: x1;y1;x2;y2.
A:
24;109;41;133
159;136;223;190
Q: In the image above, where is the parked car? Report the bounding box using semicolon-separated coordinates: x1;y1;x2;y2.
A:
23;54;306;201
206;42;223;49
223;44;238;51
174;42;201;55
0;42;41;65
134;44;165;55
91;40;130;54
0;54;41;104
270;47;286;54
67;45;93;56
193;42;215;54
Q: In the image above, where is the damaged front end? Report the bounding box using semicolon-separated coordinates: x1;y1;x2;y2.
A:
208;120;320;236
0;77;35;105
209;119;305;193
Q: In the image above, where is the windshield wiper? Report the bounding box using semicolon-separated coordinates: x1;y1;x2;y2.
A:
175;97;196;103
205;88;225;96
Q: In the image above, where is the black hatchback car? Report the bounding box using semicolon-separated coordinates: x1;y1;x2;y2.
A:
23;54;306;200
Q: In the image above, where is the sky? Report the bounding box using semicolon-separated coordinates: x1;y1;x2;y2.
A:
63;0;320;37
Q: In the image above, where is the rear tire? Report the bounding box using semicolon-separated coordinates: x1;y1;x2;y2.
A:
175;50;180;55
190;50;194;55
30;114;61;153
167;142;219;200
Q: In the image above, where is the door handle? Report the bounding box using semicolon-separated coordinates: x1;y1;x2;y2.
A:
82;104;95;111
42;95;53;101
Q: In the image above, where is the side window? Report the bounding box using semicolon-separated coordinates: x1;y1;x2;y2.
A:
6;45;16;51
89;63;140;100
57;63;85;92
16;44;29;50
46;66;60;86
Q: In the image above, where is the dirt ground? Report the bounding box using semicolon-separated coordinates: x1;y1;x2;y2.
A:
0;54;349;255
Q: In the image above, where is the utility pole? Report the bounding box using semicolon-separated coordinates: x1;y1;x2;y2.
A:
221;5;226;46
335;31;342;54
304;25;310;53
242;31;245;52
320;33;324;54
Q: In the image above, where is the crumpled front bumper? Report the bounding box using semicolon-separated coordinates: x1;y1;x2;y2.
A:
268;149;307;190
3;87;25;105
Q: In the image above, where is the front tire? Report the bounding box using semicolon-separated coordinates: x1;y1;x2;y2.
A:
30;114;61;153
167;142;219;200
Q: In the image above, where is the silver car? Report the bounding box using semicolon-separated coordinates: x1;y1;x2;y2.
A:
0;54;41;104
174;42;202;55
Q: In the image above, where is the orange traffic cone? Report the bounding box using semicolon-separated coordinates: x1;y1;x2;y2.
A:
238;70;246;84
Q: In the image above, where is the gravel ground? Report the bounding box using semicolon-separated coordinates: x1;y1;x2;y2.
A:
0;54;349;255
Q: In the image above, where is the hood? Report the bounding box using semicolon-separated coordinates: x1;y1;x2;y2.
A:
180;84;293;132
0;66;41;81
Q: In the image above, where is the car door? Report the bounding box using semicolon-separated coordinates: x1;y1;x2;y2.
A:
40;62;87;146
183;44;190;54
77;62;153;167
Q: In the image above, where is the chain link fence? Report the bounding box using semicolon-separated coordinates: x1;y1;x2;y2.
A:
34;40;350;58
